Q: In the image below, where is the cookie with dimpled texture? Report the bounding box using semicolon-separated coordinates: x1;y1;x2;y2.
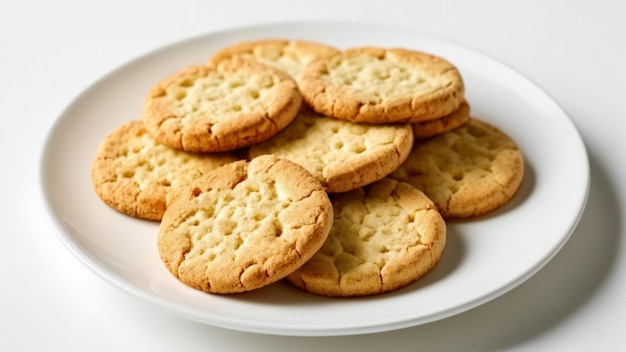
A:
158;155;334;294
248;107;413;193
142;56;302;152
208;38;340;84
299;47;465;124
286;178;446;297
390;117;524;219
91;120;240;221
411;100;471;139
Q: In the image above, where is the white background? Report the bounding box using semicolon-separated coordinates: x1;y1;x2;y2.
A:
1;0;625;350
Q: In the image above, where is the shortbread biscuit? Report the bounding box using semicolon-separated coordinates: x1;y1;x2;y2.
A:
208;39;340;83
158;155;333;294
91;120;240;221
299;47;465;124
286;178;446;297
390;118;524;219
411;100;470;139
248;108;413;193
142;57;302;152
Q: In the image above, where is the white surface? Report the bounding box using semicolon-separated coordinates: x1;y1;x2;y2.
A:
1;0;624;350
39;21;589;336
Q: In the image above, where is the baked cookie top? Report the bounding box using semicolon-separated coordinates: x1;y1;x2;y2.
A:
91;120;240;221
411;99;470;139
299;47;465;124
390;118;524;219
142;57;302;152
208;38;340;83
286;178;446;297
157;155;333;294
248;108;413;193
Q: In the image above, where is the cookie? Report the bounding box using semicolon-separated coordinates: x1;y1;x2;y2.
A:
286;178;446;297
91;120;240;221
142;56;302;152
299;47;465;124
157;155;333;294
208;39;340;84
248;108;414;193
390;118;524;219
411;99;470;139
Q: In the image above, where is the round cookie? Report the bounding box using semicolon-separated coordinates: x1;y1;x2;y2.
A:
208;39;340;84
299;47;465;124
91;120;240;221
158;155;333;294
142;56;302;152
248;108;414;193
286;178;446;297
411;99;471;139
390;118;524;219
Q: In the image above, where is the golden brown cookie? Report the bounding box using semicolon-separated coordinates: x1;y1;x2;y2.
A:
91;120;240;221
248;108;413;193
142;57;302;152
158;155;333;294
208;38;340;84
390;118;524;219
299;47;465;124
286;178;446;297
411;100;471;139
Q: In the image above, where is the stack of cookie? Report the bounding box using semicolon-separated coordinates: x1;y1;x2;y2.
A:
91;39;524;297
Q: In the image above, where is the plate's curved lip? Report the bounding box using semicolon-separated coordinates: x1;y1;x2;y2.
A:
38;20;590;336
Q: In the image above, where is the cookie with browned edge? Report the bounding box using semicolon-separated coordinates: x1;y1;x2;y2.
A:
91;120;240;221
411;100;470;139
286;178;446;297
249;108;413;193
390;118;524;219
142;57;302;152
299;47;465;124
208;39;340;84
158;155;333;294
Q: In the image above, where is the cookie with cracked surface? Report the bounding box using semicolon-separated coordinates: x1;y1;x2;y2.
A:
299;47;465;124
411;99;470;139
158;155;333;294
390;118;524;219
142;56;302;152
91;120;240;221
248;108;413;193
208;38;340;84
286;178;446;297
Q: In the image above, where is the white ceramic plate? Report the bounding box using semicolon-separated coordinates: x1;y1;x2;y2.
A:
40;21;589;336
